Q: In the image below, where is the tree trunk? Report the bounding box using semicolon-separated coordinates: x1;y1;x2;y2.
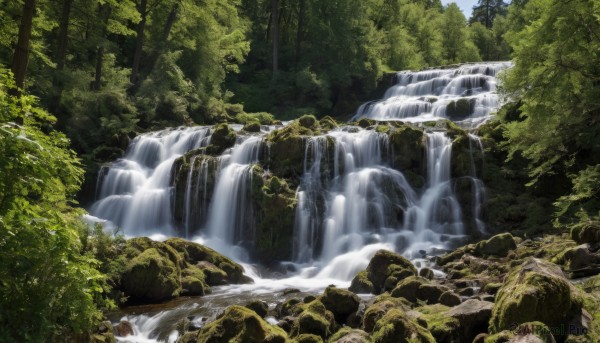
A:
130;0;148;85
295;0;305;66
49;0;73;113
10;0;36;97
271;0;279;77
93;5;112;91
144;2;179;75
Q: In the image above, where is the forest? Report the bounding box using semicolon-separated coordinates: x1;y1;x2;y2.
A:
1;0;599;342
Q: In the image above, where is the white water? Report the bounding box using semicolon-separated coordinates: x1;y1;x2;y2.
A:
355;62;511;126
90;63;508;342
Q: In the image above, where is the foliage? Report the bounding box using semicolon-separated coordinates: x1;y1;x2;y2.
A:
0;69;108;342
500;0;600;227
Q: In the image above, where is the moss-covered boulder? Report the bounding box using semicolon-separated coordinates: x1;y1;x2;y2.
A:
165;238;250;285
293;334;323;343
362;295;410;333
243;121;262;133
447;299;494;342
349;271;375;294
291;300;337;339
329;328;370;343
245;300;269;318
207;123;237;155
474;233;517;257
388;125;425;182
371;308;435;343
320;286;360;324
193;305;288;343
489;259;585;339
446;98;475;120
181;265;210;296
350;250;417;294
250;169;298;262
570;221;600;245
319;116;339;131
120;239;183;302
389;276;449;304
414;304;461;343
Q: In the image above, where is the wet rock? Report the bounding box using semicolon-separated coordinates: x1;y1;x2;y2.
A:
474;233;517;257
457;287;475;296
283;288;301;295
320;286;360;324
371;308;436;343
243;121;261;132
195;261;227;285
114;320;134;337
206;123;236;155
246;300;269;318
180;266;210;296
489;258;585;340
557;244;595;270
194;305;288;342
277;316;296;333
439;291;462;307
350;250;417;294
419;267;434;280
447;299;494;342
446;98;475;120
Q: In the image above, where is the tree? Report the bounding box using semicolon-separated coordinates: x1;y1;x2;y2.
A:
470;0;508;28
0;69;109;342
501;0;600;226
10;0;36;97
442;3;480;63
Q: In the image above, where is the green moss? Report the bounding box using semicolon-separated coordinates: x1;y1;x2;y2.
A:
195;305;288;343
293;334;323;343
362;296;410;333
371;309;435;343
181;265;210;296
375;125;390;133
414;304;460;343
291;300;336;339
389;276;428;303
298;114;319;129
489;259;584;338
364;250;417;294
473;233;517;257
329;328;370;343
319;116;339;131
236;112;275;125
206;123;237;155
349;270;375;294
388;125;425;178
121;247;182;301
319;286;360;324
243;121;262;132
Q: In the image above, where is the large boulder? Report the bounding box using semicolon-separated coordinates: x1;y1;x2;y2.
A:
193;305;288;343
473;233;517;257
350;250;417;294
206;123;236;155
371;308;435;343
390;276;450;304
362;296;410;333
570;221;600;245
120;246;182;301
412;304;461;343
489;259;585;339
447;299;494;342
320;286;360;324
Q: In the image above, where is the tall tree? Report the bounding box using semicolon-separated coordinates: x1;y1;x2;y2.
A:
271;0;279;76
470;0;508;28
10;0;36;97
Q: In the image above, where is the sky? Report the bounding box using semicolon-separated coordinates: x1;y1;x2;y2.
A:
442;0;479;19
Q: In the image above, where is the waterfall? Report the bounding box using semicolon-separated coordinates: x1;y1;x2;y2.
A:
354;62;511;125
89;62;507;275
90;127;211;235
205;136;263;253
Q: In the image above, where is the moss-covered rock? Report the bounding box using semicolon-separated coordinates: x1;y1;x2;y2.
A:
181;265;210;296
350;250;417;294
207;123;237;155
371;308;435;343
362;295;410;333
291;300;337;339
120;245;182;302
245;300;269;318
446;98;475;120
293;334;323;343
473;233;517;257
447;299;494;342
320;286;360;324
389;276;448;304
329;328;371;343
489;258;584;339
165;238;250;285
193;305;288;343
414;304;461;343
319;116;339;131
439;291;462;307
243;121;262;133
388;125;425;181
570;221;600;245
349;271;375;294
250;168;298;262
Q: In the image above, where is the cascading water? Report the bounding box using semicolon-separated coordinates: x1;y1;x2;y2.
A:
355;62;511;126
89;62;509;343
